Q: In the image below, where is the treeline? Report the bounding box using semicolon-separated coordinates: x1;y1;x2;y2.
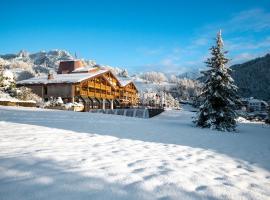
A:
231;53;270;100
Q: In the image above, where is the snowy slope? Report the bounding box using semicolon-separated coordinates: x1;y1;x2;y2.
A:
0;50;96;80
0;106;270;200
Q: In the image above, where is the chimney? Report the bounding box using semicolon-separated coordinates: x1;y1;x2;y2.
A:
58;60;84;74
48;72;54;80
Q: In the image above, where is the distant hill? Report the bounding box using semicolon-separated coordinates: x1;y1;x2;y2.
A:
231;53;270;100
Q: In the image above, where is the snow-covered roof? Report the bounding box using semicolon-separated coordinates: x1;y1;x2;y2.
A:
17;69;109;85
118;77;139;91
118;78;133;87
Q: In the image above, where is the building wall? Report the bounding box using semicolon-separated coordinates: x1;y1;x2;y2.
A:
18;70;139;108
26;85;44;97
46;84;73;98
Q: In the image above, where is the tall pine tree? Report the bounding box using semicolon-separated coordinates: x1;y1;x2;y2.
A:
195;30;240;131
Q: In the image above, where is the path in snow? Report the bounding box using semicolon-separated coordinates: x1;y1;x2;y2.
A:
0;106;270;200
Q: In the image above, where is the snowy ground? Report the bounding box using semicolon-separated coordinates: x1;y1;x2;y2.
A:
0;106;269;200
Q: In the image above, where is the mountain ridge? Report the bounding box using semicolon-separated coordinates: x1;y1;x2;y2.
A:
231;53;270;100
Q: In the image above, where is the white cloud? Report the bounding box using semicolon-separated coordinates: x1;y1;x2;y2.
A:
199;8;270;36
227;36;270;51
192;38;209;47
232;53;256;64
231;50;270;65
228;9;270;32
136;47;164;56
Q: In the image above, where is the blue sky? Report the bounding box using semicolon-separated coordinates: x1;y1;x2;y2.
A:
0;0;270;74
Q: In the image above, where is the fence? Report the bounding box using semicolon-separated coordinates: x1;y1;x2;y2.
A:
89;108;164;118
0;101;36;107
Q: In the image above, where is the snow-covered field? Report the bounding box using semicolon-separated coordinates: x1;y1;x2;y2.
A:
0;106;269;200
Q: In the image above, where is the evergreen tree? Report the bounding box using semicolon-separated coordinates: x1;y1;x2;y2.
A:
0;69;17;101
195;30;240;131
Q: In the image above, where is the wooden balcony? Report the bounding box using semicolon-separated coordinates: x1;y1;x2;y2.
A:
88;92;95;97
80;90;88;96
88;82;95;88
106;94;114;99
125;88;136;93
79;87;137;102
94;83;101;88
88;82;111;92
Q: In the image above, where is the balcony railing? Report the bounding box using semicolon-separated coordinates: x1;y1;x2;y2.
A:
80;90;88;96
125;88;136;93
88;83;111;91
88;82;95;88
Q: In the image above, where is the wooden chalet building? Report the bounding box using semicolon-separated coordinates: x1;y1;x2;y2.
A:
17;60;139;110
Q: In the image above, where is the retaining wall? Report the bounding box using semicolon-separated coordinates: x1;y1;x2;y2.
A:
89;108;164;118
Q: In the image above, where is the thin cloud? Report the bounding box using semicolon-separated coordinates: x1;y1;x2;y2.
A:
136;47;164;56
135;8;270;74
228;9;270;32
231;50;270;65
227;36;270;51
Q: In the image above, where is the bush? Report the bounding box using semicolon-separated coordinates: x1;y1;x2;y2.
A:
44;97;64;108
16;86;42;103
140;72;167;83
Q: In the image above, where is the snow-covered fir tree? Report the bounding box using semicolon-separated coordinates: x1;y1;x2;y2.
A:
0;69;16;92
195;30;240;131
163;92;180;109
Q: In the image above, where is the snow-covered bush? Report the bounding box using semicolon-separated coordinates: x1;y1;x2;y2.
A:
140;90;180;109
56;97;64;105
15;86;42;103
64;102;84;110
140;72;167;83
0;58;9;67
0;90;17;101
164;93;180;109
140;91;160;106
0;69;16;92
43;97;84;111
169;78;202;101
0;69;42;105
44;97;64;108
